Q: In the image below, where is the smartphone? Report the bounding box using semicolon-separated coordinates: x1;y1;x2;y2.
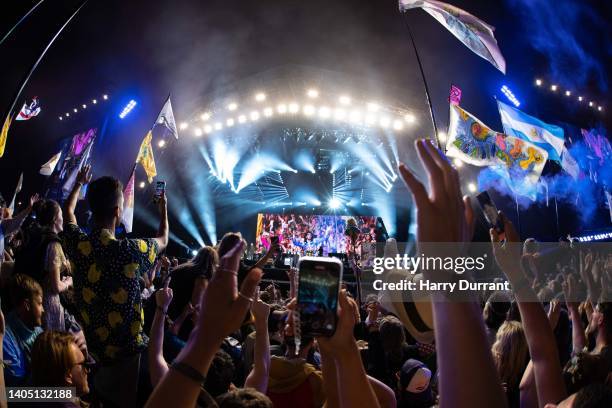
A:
476;191;505;237
154;181;166;202
297;256;343;337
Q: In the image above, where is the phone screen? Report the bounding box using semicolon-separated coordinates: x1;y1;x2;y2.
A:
476;191;504;235
297;257;343;337
154;181;166;201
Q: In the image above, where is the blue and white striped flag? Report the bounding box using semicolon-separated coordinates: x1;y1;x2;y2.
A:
497;100;565;162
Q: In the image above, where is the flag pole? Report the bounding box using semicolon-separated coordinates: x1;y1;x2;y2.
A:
1;0;89;134
402;14;441;150
0;0;46;47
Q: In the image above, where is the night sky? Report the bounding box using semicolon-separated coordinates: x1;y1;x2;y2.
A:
0;0;610;243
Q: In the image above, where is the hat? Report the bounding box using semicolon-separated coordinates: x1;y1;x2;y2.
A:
399;359;430;390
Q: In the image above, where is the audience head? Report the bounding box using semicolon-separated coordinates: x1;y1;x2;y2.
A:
523;238;539;255
491;320;529;390
86;176;123;225
591;302;612;338
218;232;247;259
379;315;407;352
204;350;235;397
37;199;63;233
216;388;273;408
190;246;218;280
547;383;612;408
396;359;434;408
483;291;511;330
10;273;44;327
31;331;89;396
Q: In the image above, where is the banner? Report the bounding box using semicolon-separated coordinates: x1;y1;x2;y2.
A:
136;131;157;183
16;97;41;121
40;151;62;176
121;169;135;233
0;115;13;158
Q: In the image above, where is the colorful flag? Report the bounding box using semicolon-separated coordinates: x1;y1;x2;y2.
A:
62;136;94;196
446;103;499;166
0;114;13;158
15;97;41;121
8;172;23;212
449;84;462;105
136;131;157;183
399;0;506;73
155;96;178;139
121;169;135;233
497;100;565;162
40;151;62;176
560;147;580;180
581;128;611;165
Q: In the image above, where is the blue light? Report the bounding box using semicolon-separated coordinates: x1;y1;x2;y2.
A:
119;99;137;119
501;86;520;107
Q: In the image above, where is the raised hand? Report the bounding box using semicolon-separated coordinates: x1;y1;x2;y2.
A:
76;164;92;185
156;286;174;313
490;212;524;281
316;290;359;353
251;288;271;324
28;193;41;209
157;190;167;215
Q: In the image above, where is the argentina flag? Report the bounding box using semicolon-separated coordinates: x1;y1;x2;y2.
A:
497;100;565;161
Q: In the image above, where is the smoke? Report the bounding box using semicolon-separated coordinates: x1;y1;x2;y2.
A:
505;0;611;91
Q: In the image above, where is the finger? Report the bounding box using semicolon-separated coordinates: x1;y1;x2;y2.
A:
235;267;263;312
499;212;519;242
423;140;461;204
416;139;445;202
398;162;428;207
464;195;475;241
216;240;246;288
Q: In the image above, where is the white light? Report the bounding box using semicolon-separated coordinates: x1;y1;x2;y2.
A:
194;128;203;137
392;120;403;131
263;107;273;117
59;116;63;120
365;114;376;125
307;89;319;98
438;132;447;143
158;140;166;148
367;102;380;112
303;105;315;116
214;122;223;130
179;122;189;130
551;85;557;91
598;106;603;111
200;112;211;121
288;103;299;113
226;118;235;127
82;104;87;109
277;104;287;114
349;110;362;124
227;102;238;111
204;124;213;133
329;198;341;209
255;92;266;102
339;95;351;105
535;79;542;86
578;96;583;102
453;158;463;168
565;90;571;96
468;182;477;193
380;117;391;128
404;113;416;123
589;101;594;107
250;111;260;121
138;181;146;189
318;106;331;118
103;94;108;100
238;115;247;123
66;112;70;117
73;108;78;113
92;99;97;104
334;108;346;120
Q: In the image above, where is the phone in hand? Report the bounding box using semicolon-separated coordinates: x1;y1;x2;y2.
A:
476;191;505;239
297;256;343;337
154;181;166;202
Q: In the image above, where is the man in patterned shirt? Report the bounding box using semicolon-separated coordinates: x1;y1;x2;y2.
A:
62;165;168;407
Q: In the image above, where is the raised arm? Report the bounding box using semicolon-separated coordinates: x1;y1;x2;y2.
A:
491;214;566;407
398;139;506;408
148;282;173;387
1;194;38;236
253;242;279;270
64;165;92;225
152;192;168;252
244;290;271;393
563;274;587;353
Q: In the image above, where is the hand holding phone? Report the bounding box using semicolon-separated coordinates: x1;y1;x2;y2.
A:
154;181;166;202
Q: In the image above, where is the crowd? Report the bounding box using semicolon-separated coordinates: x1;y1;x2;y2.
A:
0;139;609;407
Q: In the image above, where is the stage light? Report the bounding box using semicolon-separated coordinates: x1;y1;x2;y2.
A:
200;112;211;121
339;95;351;105
307;89;319;98
226;118;235;127
82;104;87;109
535;79;542;86
263;107;273;117
238;115;247;123
277;104;287;114
328;198;341;209
501;85;520;107
103;94;108;100
303;105;315;116
66;112;70;117
255;92;266;102
334;108;346;120
453;158;463;168
578;96;583;102
393;120;404;131
438;132;447;143
288;103;300;113
179;122;189;130
312;199;321;206
119;100;137;119
367;102;380;112
138;181;146;189
365;114;376;125
349;110;362;124
589;101;594;107
565;90;571;96
380;117;391;128
318;106;331;118
59;116;63;120
598;106;603;111
194;128;203;137
158;140;166;148
467;182;477;193
250;111;260;121
311;169;316;174
214;122;223;130
191;249;198;257
227;102;238;111
204;124;213;133
404;113;415;123
73;108;78;113
551;85;557;91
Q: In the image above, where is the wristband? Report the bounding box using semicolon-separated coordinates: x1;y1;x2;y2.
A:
171;361;206;386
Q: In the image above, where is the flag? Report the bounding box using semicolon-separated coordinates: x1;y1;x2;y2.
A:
449;84;462;105
497;100;565;162
581;128;611;165
121;169;135;233
560;147;580;180
62;136;94;196
136;131;157;183
0;114;13;158
40;151;62;176
446;103;499;166
15;97;41;121
8;172;23;212
399;0;506;73
155;96;178;139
